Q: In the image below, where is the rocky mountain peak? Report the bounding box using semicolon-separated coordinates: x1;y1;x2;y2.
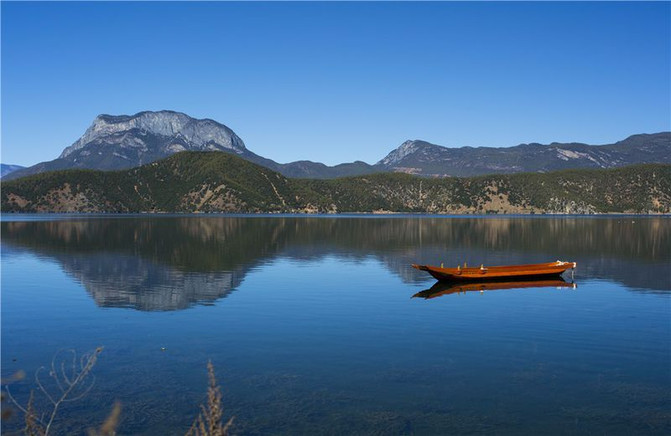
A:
377;139;431;167
60;110;246;159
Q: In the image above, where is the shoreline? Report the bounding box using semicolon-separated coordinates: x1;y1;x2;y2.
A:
1;211;669;220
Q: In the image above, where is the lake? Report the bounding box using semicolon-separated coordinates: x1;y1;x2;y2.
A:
1;215;670;435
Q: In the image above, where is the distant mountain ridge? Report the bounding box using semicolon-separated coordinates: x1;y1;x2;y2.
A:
1;164;25;178
375;133;671;177
4;110;670;180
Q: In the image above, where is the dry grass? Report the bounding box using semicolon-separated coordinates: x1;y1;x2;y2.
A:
88;402;122;436
23;391;43;436
4;351;231;435
186;361;234;436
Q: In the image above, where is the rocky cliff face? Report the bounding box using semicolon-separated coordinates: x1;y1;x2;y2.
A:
60;111;246;159
6;110;257;180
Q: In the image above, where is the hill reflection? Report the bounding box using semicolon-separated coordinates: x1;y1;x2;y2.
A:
2;216;669;310
64;253;242;311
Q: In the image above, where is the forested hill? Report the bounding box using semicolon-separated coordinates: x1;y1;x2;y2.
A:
2;152;670;214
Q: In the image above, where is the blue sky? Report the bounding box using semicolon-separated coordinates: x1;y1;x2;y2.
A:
2;1;669;167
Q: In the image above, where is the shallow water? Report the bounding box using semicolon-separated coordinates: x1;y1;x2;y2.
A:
2;215;670;434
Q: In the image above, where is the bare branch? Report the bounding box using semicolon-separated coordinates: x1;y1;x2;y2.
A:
43;347;103;435
35;368;56;406
59;359;70;389
4;386;38;423
64;376;96;402
4;347;104;436
51;359;64;393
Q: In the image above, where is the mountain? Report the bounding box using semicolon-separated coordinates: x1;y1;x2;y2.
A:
4;110;277;180
1;164;25;178
4;110;376;181
5;110;667;181
276;160;378;179
2;151;669;214
374;133;671;177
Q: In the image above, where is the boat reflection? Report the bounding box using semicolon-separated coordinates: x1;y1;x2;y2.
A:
413;278;577;299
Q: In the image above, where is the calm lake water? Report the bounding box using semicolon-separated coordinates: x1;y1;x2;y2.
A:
2;215;670;435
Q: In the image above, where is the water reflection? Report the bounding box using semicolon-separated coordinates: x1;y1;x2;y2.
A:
68;253;242;311
1;216;669;311
413;278;577;299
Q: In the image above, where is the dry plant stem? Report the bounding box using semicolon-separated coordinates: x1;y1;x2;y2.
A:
187;361;234;436
24;391;45;436
4;347;103;436
43;348;102;435
99;401;122;435
4;387;44;429
88;401;121;436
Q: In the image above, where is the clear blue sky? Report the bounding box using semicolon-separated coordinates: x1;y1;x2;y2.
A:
2;1;669;167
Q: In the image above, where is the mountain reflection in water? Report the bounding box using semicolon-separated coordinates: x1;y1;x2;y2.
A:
1;216;669;311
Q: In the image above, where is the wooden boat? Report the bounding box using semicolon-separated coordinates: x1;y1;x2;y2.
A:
413;278;577;299
412;260;576;282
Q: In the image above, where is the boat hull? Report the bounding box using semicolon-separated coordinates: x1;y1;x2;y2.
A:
412;261;576;282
